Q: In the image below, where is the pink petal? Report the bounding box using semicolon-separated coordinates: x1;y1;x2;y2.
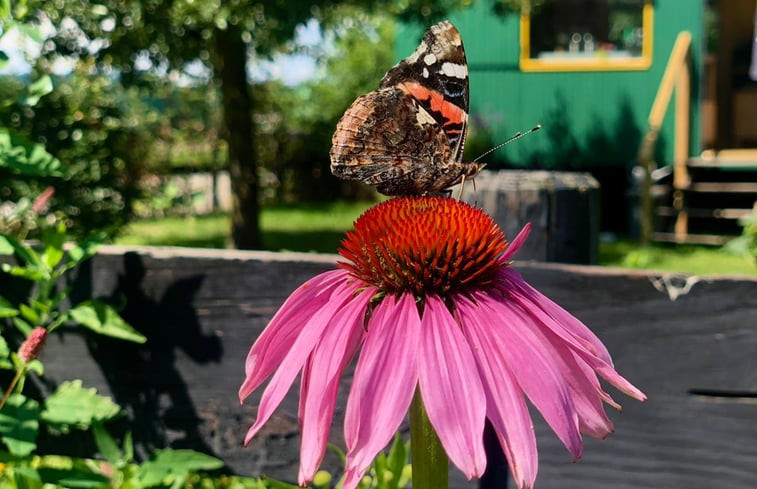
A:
243;280;357;446
344;293;420;481
341;467;365;489
505;294;615;437
498;268;613;365
418;295;487;479
455;295;538;489
473;291;583;460
500;223;531;263
239;269;350;402
501;269;646;402
569;355;618;437
297;287;375;484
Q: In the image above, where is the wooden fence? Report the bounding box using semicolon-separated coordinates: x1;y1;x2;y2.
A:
14;245;757;488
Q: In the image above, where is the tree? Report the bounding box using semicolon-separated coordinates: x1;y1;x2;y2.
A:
30;0;471;248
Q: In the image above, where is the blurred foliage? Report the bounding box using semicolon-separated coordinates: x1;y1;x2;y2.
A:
255;12;396;203
0;67;154;238
0;9;63;239
724;207;757;265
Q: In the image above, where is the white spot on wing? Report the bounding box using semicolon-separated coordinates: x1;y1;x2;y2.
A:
422;67;429;78
424;53;437;65
406;41;427;64
439;62;467;79
415;105;437;126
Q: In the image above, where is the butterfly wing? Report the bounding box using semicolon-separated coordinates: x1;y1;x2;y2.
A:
330;87;457;195
329;21;478;195
380;20;469;163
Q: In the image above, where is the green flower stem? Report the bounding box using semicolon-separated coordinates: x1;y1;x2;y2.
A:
410;387;448;489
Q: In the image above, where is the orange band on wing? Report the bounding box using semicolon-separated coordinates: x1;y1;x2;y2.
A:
398;82;466;127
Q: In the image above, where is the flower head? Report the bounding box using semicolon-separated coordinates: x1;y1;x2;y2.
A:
240;196;645;489
18;327;48;363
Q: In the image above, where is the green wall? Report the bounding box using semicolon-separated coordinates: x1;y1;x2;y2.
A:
396;1;704;170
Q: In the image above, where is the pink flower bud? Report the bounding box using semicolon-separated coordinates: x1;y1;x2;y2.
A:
18;327;48;363
31;187;55;215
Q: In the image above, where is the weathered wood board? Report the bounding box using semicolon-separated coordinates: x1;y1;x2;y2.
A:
7;245;757;488
460;170;601;264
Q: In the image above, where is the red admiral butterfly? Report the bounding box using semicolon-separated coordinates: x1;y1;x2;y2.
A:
330;21;483;195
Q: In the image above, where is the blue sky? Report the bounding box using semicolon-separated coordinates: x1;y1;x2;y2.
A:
1;18;322;86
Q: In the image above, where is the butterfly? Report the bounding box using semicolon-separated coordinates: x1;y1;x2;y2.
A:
329;21;483;196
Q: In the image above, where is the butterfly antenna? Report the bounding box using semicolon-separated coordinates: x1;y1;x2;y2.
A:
472;124;542;163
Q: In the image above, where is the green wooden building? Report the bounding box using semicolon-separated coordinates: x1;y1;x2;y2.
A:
398;1;702;165
397;1;757;242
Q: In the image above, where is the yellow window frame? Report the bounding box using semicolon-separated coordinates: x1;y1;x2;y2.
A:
519;0;654;72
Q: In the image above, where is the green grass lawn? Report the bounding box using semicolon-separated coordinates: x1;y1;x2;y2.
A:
115;202;756;276
114;201;376;254
598;239;755;276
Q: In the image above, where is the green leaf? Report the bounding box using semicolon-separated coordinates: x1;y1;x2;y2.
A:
0;296;19;318
11;466;43;489
41;380;121;432
18;303;40;325
384;434;409;489
37;466;109;489
12;316;32;335
0;335;11;368
64;234;104;270
25;359;43;376
18;75;53;106
0;232;41;268
137;449;224;487
0;234;13;254
264;478;302;489
92;422;122;465
0;50;8;71
0;394;40;456
0;264;44;282
68;301;146;343
123;430;134;463
0;129;62;177
41;223;67;270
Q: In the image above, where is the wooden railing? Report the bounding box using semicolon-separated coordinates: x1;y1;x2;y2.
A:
638;31;692;245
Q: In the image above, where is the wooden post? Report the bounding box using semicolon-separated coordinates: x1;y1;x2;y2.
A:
637;31;692;245
673;56;691;241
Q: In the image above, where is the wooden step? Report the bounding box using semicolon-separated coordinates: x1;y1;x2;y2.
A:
655;207;753;219
687;182;757;193
689;149;757;168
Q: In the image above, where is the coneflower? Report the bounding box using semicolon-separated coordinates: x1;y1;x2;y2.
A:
240;196;645;489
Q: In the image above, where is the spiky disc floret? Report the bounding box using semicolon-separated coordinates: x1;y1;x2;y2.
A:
338;196;508;297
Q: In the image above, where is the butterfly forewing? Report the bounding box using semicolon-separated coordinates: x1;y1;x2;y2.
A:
330;20;481;196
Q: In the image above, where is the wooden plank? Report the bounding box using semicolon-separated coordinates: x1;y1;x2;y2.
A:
646;32;693;132
687;182;757;193
710;149;757;160
7;247;756;489
688;158;757;169
655;207;753;219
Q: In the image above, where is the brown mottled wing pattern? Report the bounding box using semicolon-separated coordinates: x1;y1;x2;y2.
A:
329;21;484;196
331;87;457;195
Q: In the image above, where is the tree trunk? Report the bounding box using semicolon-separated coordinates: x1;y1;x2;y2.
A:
214;27;260;249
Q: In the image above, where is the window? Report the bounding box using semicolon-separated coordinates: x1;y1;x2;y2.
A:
520;0;653;71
